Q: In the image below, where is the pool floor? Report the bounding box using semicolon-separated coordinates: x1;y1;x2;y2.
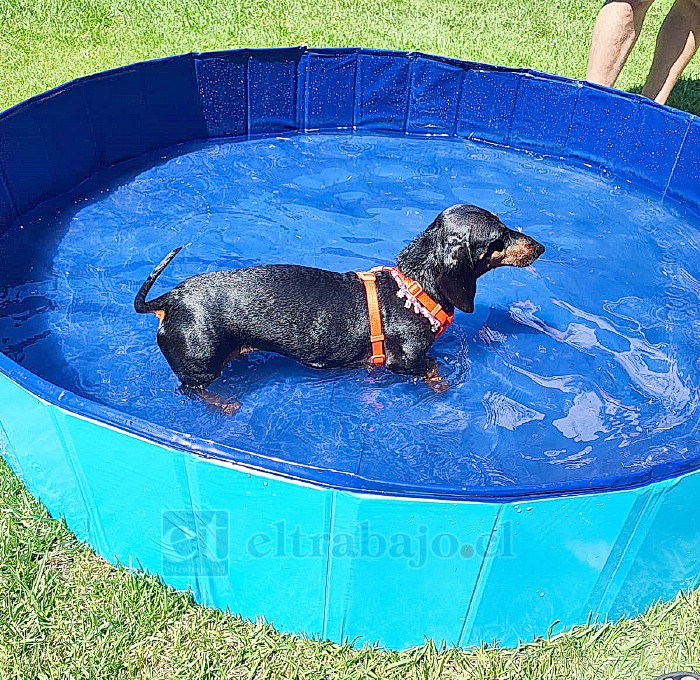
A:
1;131;699;495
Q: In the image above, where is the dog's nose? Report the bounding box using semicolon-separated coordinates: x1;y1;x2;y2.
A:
533;240;545;257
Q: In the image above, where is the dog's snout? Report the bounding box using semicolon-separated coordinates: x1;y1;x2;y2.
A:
519;236;545;266
498;234;545;268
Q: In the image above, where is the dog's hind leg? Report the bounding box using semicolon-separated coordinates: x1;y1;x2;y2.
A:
158;339;243;415
180;386;241;416
175;359;243;416
170;359;237;415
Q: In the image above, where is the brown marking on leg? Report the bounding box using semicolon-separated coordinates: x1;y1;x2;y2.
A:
221;346;255;370
425;364;450;393
195;388;241;416
154;309;166;323
224;349;241;364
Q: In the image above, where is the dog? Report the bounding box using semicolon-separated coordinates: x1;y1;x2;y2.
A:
134;204;544;408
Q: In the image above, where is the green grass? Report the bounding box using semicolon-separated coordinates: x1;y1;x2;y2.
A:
2;1;700;678
2;0;700;113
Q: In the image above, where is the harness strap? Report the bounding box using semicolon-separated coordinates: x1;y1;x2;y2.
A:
356;269;386;366
356;266;454;367
393;270;454;337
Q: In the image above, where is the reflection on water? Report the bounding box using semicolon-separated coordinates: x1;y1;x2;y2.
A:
510;298;697;445
1;132;699;492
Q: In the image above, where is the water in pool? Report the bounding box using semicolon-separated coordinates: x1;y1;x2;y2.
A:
1;132;699;495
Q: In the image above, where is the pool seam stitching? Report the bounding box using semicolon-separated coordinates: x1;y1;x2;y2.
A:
457;504;503;646
662;117;692;201
321;490;337;639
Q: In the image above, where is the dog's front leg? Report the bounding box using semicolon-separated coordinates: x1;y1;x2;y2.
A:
388;354;449;393
420;357;450;393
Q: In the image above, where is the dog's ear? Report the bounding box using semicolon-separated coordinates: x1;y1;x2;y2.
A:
397;207;480;313
438;242;477;313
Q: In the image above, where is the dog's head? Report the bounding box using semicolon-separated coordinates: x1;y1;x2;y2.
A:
397;204;545;314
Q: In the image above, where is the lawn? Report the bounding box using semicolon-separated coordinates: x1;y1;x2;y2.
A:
2;0;700;678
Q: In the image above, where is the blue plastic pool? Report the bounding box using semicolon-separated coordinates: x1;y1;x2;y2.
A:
1;47;700;648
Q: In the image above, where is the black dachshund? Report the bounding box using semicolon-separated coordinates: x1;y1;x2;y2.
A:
135;204;543;407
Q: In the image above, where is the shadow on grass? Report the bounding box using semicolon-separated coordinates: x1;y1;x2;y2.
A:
628;77;700;117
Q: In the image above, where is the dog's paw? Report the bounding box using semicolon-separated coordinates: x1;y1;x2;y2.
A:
195;389;242;416
427;377;449;393
220;401;241;416
424;365;449;393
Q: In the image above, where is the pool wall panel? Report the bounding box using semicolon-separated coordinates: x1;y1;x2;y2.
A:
357;52;412;133
564;87;695;198
0;105;56;215
34;84;99;197
406;55;464;136
0;377;90;543
84;55;207;166
617;102;690;191
248;48;304;136
0;170;16;238
2;47;700;650
195;52;249;139
510;75;580;156
666;119;700;210
302;50;357;131
608;473;700;619
566;87;640;174
324;492;501;648
456;69;520;146
180;454;333;635
59;412;195;580
459;488;665;645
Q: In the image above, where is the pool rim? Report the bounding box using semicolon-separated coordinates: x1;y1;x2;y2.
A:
1;46;699;503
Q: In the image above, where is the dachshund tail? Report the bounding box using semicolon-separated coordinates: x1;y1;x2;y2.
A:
134;246;186;315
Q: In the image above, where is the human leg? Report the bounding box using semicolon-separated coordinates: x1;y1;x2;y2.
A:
587;0;656;87
642;0;700;103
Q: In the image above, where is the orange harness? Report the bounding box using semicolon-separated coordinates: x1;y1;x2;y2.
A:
356;266;454;366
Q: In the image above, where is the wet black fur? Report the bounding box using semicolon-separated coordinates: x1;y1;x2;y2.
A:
134;204;544;389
